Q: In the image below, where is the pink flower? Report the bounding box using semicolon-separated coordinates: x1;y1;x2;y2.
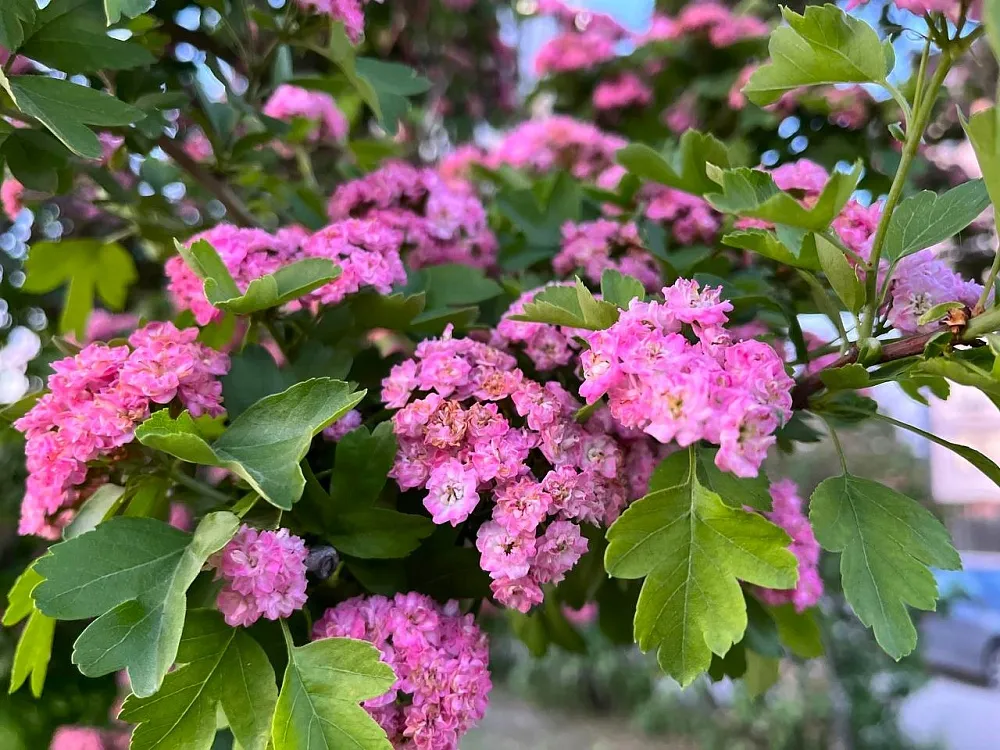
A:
847;0;979;21
211;525;308;627
263;84;349;146
555;220;660;291
296;0;367;41
322;409;363;441
425;459;480;525
314;593;491;748
490;576;544;613
756;480;823;611
1;178;24;220
15;323;228;538
593;73;653;111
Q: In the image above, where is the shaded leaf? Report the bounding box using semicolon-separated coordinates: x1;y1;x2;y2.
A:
816;234;863;312
33;513;239;697
616;130;731;195
330;423;397;506
120;610;277;750
810;474;960;659
138;380;365;510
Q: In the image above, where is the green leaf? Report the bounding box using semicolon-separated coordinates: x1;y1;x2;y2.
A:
768;604;824;659
222;345;293;420
744;651;781;698
744;5;892;106
5;564;54;698
960;107;1000;213
177;239;340;316
414;263;503;309
600;269;645;309
694;446;772;512
105;0;156;24
271;625;395;750
706;162;863;231
21;240;137;338
330;423;397;506
918;301;964;327
326;508;435;559
21;0;154;73
605;448;797;685
354;58;430;134
3;75;144;158
810;474;960;659
348;291;426;330
137;379;366;510
816;234;863;312
616;130;731;195
63;483;127;540
509;278;619;330
721;228;821;270
0;0;34;50
120;610;277;750
33;513;239;697
884;181;991;262
820;363;871;391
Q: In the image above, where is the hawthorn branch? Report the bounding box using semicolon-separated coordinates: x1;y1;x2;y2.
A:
156;135;262;229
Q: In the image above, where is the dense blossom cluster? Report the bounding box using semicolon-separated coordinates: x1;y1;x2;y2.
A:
756;480;824;612
296;0;368;41
642;185;722;244
593;73;654;112
328;161;497;269
579;279;794;478
483;116;626;181
491;283;583;371
210;525;309;627
533;0;630;75
638;2;769;47
15;323;228;538
301;219;407;306
314;593;491;750
166;225;305;325
555;220;660;290
263;84;349;148
381;328;635;610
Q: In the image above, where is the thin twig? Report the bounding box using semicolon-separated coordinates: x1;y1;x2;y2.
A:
156;135;262;228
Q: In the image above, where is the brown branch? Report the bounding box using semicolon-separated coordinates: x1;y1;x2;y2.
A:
156;135;262;229
790;331;949;410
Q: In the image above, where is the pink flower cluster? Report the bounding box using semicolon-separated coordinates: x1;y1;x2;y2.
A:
1;177;24;220
263;84;349;146
381;329;633;610
301;219;407;305
166;225;306;325
579;279;794;478
638;3;769;48
593;72;654;111
554;220;660;291
484;116;626;181
755;480;823;612
643;186;722;245
491;283;583;371
210;525;308;627
314;593;491;750
296;0;368;41
15;323;228;538
846;0;980;21
50;727;126;750
328;161;497;270
533;0;629;75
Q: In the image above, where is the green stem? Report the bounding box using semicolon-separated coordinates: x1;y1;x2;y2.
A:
168;468;231;504
964;305;1000;339
295;146;320;191
860;51;956;341
820;416;849;474
977;239;1000;312
882;80;913;128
